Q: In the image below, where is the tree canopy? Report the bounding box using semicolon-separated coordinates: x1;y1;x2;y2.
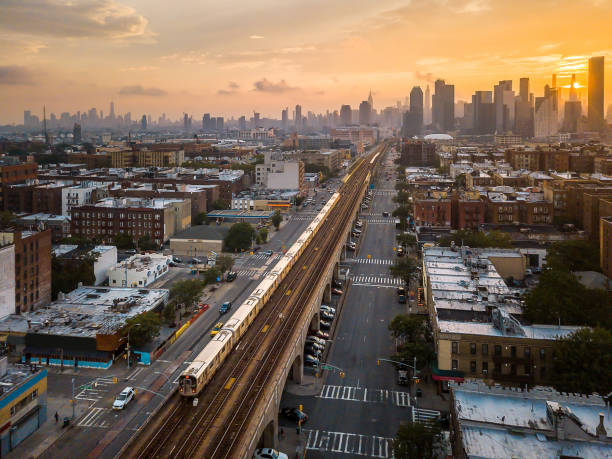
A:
170;279;205;308
396;232;417;248
545;240;601;272
224;222;256;251
113;232;134;250
271;211;282;230
51;254;96;300
124;312;162;347
215;255;234;273
212;199;230;210
437;229;511;248
550;327;612;396
193;212;207;225
138;235;157;251
389;257;416;285
389;314;427;342
393;422;442;459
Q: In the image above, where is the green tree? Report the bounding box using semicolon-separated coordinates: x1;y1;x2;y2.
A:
389;315;427;342
396;232;417;248
455;173;467;188
224;222;256;251
393;191;411;205
294;196;305;206
204;267;222;284
271;211;282;230
545;240;601;272
212;199;230;210
170;279;205;308
113;232;135;250
550;327;612;396
0;211;16;227
137;235;157;251
393;422;442;459
60;236;91;247
437;229;511;248
258;227;268;243
51;253;97;299
124;312;162;347
393;341;435;371
193;212;207;225
395;181;410;192
215;255;234;273
161;303;176;325
389;257;416;284
392;206;411;230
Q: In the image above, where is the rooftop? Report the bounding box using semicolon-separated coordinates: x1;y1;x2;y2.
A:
171;224;230;241
93;197;186;209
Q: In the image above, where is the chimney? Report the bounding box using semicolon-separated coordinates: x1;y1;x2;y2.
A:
596;412;607;440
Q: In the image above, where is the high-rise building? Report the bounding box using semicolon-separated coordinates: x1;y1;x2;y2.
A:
588;56;605;131
238;115;247;130
359;100;372;125
493;80;514;133
562;100;582;133
109;101;115;120
281;108;288;129
183;113;192;131
340;105;352;125
73;123;82;144
424;85;431;125
402;86;424;136
140;114;147;131
202;113;210;130
253;112;261;128
294;105;302;130
607;104;612;123
216;117;224;131
471;91;495;135
514;77;534;137
368;90;374;110
432;79;455;131
534;85;559;138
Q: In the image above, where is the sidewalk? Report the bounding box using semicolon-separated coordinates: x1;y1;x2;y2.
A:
278;427;307;459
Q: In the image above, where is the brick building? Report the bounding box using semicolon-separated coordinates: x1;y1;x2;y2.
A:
413;194;452;227
600;216;612;278
0;229;52;314
399;141;436;167
452;194;485;230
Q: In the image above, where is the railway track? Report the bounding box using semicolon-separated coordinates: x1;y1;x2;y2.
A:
123;144;385;459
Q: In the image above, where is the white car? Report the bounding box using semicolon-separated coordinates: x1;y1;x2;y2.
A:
320;305;336;314
253;448;288;459
113;387;135;410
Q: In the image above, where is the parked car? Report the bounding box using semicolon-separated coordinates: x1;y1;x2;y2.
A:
321;311;334;321
253;448;289;459
306;336;326;346
397;247;404;257
331;288;343;295
332;280;342;289
306;349;322;359
352;228;362;234
172;256;182;263
397;370;409;386
112;387;135;410
197;303;210;311
320;320;331;330
355;220;363;228
313;330;329;339
191;257;202;264
351;231;360;238
226;271;237;282
306;340;324;350
210;322;223;336
125;249;137;254
320;305;336;314
304;355;319;367
280;407;308;423
219;301;232;314
346;242;356;251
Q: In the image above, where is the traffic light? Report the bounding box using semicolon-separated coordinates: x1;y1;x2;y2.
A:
377;359;380;366
340;372;345;378
414;378;420;384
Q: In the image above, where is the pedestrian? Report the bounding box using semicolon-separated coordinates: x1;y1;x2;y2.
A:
54;412;59;423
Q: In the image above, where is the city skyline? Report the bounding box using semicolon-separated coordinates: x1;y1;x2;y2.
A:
1;0;611;124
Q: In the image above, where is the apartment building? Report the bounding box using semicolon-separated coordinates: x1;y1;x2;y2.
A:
256;152;304;193
110;149;185;168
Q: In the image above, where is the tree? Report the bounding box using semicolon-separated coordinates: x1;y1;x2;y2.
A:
138;235;157;251
437;229;511;248
51;252;98;299
204;267;222;284
170;279;205;308
546;240;601;272
294;196;305;206
393;422;442;459
395;181;410;192
212;199;229;210
193;212;207;225
393;341;435;371
389;258;416;285
0;211;16;227
113;232;134;250
215;255;234;273
258;227;268;243
455;173;467;189
550;327;612;396
389;315;427;342
162;303;176;325
393;191;411;205
392;206;411;230
396;232;416;248
271;211;282;230
224;222;256;251
124;312;161;348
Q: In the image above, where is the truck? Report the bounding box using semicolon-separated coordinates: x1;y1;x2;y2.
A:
397;370;408;385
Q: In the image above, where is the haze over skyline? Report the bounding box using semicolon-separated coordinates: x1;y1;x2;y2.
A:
1;0;611;124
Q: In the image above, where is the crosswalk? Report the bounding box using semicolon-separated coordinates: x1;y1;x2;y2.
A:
413;407;441;425
126;367;145;380
234;269;262;279
351;275;402;286
373;190;396;196
303;429;394;458
289;216;317;221
78;407;111;428
249;253;282;261
317;385;410;407
346;258;394;265
363;218;396;224
75;376;116;402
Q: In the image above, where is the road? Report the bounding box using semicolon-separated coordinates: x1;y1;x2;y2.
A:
278;147;438;458
31;192;334;459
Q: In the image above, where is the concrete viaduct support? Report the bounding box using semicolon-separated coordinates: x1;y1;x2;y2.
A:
235;170;372;458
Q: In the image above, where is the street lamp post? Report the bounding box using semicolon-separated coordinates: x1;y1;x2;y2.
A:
127;323;141;370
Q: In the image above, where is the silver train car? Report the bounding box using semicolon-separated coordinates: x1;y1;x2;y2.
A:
179;193;340;396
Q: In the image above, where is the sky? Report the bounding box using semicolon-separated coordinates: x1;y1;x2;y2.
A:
1;0;611;124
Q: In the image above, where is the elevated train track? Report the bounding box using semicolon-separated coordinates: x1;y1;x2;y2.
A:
123;144;386;459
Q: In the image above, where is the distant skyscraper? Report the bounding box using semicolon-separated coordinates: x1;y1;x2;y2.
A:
294;105;302;130
368;90;374;110
424;85;431;125
359;101;372;125
514;77;534;137
73;123;82;144
140;114;147;131
534;85;559;138
184;113;191;131
238;115;247;130
253;112;261;128
432;79;455;131
471;90;495;135
562;100;582;133
402;86;423;136
588;56;605;131
493;80;514;133
202;113;210;130
109;101;115;120
340;105;352;125
281;108;288;129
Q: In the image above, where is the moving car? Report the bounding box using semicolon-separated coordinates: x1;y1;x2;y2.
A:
397;370;409;386
382;211;390;217
112;387;135;410
397;247;404;257
226;271;237;282
210;322;223;336
280;407;308;423
264;250;274;257
253;448;289;459
219;301;232;314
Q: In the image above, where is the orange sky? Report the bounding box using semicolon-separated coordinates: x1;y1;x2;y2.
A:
1;0;611;124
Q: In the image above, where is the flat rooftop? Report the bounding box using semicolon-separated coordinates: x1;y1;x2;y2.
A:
207;210;274;219
0;359;45;396
94;197;186;209
0;286;168;338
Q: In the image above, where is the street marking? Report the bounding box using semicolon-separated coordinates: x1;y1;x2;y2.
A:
78;407;110;428
303;429;394;457
345;258;394;265
261;325;269;333
126;367;144;380
224;377;236;390
317;385;410;407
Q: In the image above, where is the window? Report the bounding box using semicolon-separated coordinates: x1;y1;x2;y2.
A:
510;363;517;375
494;362;501;373
470;361;476;373
511;346;517;358
482;361;488;374
540;349;546;361
451;342;459;354
524;347;531;358
31;389;38;400
540;366;546;378
470;343;476;355
482;344;488;355
524;364;531;375
451;360;458;371
494;345;502;356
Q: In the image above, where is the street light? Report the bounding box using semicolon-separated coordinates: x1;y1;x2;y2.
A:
126;323;141;369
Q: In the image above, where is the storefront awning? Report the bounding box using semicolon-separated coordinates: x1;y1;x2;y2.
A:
431;362;465;382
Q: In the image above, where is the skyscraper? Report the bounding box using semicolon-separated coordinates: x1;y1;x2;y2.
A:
294;105;302;130
424;85;431;125
202;113;211;130
493;80;514;133
281;108;288;129
472;91;495;135
432;79;455;131
340;105;352;125
514;77;534;137
588;56;605;131
140;115;147;131
73;123;82;144
402;86;424;136
368;90;374;110
238;115;247;130
562;100;582;133
534;85;559;138
216;117;224;131
109;101;115;120
359;100;372;125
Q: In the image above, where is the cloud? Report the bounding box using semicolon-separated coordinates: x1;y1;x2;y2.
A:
120;65;159;72
118;85;166;96
249;35;264;40
0;0;153;41
218;81;240;95
454;0;491;14
161;51;207;65
252;78;298;93
0;66;36;85
415;71;437;83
